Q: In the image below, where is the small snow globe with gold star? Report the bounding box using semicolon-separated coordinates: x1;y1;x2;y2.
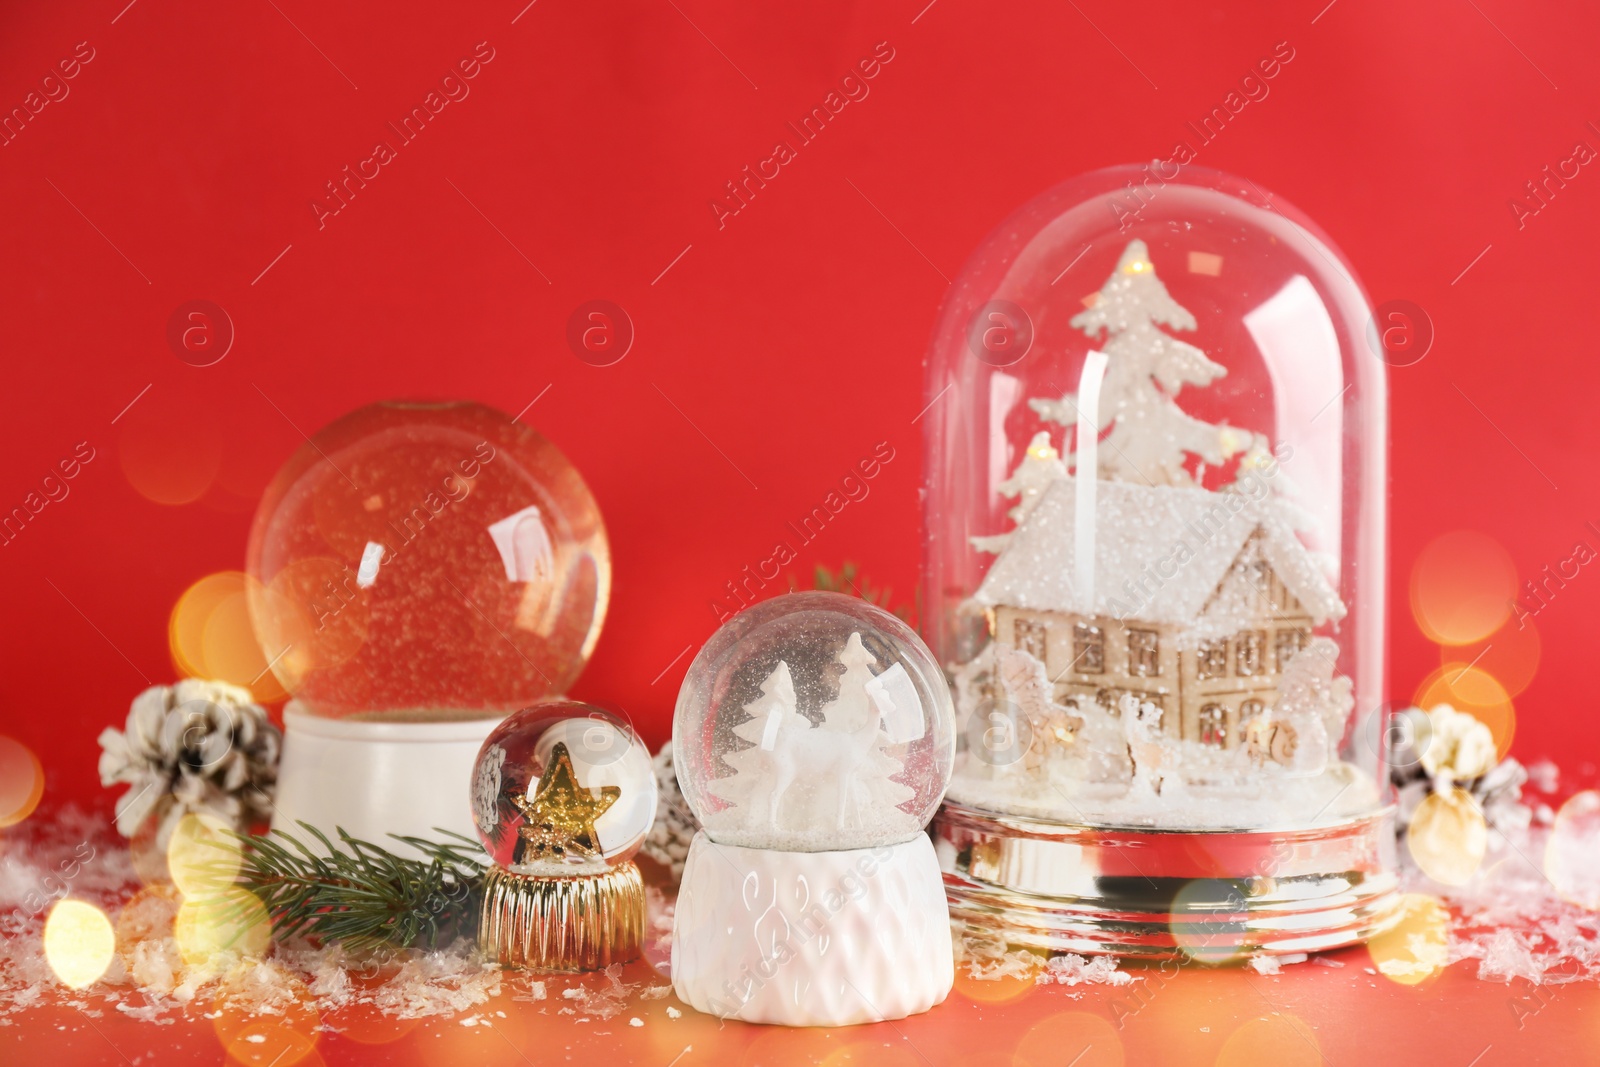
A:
923;164;1398;959
471;700;655;970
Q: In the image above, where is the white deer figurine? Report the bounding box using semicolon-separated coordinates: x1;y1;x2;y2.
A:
764;633;896;832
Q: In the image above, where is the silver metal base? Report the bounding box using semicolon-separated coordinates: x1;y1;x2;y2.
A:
931;800;1402;959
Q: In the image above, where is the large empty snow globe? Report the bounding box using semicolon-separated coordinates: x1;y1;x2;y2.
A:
246;400;609;852
671;592;956;1026
925;165;1397;957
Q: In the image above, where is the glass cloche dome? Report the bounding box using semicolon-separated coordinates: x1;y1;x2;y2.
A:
673;592;956;852
246;400;609;721
923;164;1389;832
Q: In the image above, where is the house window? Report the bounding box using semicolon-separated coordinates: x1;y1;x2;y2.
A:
1239;699;1264;724
1073;622;1105;674
1198;703;1228;747
1013;618;1047;662
1196;639;1229;681
1275;628;1309;673
1127;629;1161;677
1235;631;1265;677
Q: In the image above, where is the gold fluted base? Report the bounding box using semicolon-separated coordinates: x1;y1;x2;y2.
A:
479;863;645;972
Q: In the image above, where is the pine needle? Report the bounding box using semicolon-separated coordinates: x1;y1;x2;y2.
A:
221;822;489;949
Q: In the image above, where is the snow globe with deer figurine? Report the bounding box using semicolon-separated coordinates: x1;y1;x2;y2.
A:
924;164;1399;959
670;591;957;1026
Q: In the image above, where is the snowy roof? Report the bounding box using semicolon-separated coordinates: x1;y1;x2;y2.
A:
970;478;1345;630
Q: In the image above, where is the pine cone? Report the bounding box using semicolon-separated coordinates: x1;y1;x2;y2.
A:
640;741;700;880
98;679;281;847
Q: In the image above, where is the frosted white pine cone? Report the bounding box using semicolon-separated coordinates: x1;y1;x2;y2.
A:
98;679;281;847
640;741;700;880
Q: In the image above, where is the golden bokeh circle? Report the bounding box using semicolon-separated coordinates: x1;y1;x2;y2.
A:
169;571;286;702
1367;893;1449;985
1170;879;1250;965
44;899;116;989
1015;1011;1124;1067
1408;788;1488;886
0;734;44;827
118;403;223;506
1413;665;1516;759
174;886;271;965
1438;617;1540;697
1215;1012;1322;1067
1410;531;1517;645
166;811;243;898
213;961;320;1067
1546;790;1600;910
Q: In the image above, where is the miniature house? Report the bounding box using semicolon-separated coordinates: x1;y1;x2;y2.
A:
970;475;1344;749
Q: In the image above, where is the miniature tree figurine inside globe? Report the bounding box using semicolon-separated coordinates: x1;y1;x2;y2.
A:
472;702;653;971
671;592;957;1026
245;400;609;853
922;164;1398;958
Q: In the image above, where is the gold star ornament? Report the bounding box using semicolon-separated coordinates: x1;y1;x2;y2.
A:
508;741;621;866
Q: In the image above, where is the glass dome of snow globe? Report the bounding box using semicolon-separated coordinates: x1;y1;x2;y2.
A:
247;400;609;719
923;164;1396;957
670;590;958;1024
471;701;655;876
245;399;609;856
673;591;955;852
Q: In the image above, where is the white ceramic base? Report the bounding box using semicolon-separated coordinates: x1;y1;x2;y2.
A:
273;703;502;859
671;832;954;1027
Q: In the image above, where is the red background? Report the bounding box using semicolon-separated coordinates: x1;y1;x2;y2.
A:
2;0;1597;809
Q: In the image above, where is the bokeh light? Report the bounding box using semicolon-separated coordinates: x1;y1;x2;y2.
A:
44;899;116;989
951;950;1040;1006
1170;879;1249;965
175;886;271;964
1014;1011;1124;1067
1546;790;1600;910
1408;788;1487;885
742;1025;847;1066
169;571;286;702
213;961;320;1067
1437;616;1540;698
118;397;223;506
1367;893;1449;985
166;811;243;898
0;734;44;826
818;1043;924;1067
1413;665;1516;759
1215;1013;1321;1067
1410;531;1517;645
323;952;422;1046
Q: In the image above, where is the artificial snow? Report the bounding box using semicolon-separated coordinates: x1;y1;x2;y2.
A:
0;810;688;1030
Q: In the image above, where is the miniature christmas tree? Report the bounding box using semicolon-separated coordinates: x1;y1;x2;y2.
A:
1029;239;1245;487
707;634;915;838
706;662;802;825
972;431;1069;554
815;634;916;826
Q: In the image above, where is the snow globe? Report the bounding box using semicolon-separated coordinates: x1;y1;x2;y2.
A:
670;591;957;1026
246;400;609;853
924;164;1398;958
472;701;652;970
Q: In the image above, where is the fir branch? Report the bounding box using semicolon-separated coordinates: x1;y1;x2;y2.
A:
796;561;914;622
221;822;489;949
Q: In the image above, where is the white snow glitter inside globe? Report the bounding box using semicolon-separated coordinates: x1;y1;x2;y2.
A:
672;591;956;852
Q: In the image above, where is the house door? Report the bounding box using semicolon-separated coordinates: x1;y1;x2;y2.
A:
1198;703;1228;747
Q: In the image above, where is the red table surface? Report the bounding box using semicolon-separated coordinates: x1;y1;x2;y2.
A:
8;945;1600;1066
4;0;1600;1060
